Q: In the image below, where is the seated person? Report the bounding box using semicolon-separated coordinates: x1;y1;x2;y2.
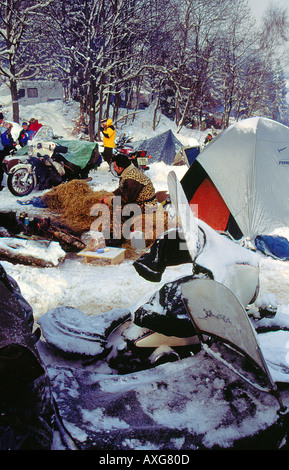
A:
28;118;42;136
18;121;34;147
101;154;157;211
1;123;17;156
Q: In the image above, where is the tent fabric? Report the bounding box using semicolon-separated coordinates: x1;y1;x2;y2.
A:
191;177;230;232
134;130;183;165
181;160;243;239
174;145;200;166
182;117;289;239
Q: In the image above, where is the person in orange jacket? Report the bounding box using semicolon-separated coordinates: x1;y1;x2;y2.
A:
100;118;116;165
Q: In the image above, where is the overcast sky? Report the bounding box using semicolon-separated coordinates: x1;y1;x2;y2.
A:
248;0;288;22
248;0;289;77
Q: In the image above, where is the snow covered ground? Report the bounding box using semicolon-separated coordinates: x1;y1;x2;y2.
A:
0;97;289;389
1;94;289;450
0;98;288;317
0;97;203;318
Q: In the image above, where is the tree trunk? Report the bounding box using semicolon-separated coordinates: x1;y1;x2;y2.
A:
88;79;96;142
177;91;193;133
10;79;19;123
152;93;160;131
97;83;104;141
175;91;180;127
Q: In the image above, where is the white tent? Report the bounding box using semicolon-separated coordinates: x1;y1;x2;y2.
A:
195;117;289;239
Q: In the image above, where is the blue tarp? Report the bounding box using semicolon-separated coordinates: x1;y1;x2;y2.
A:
255;235;289;260
134;130;183;165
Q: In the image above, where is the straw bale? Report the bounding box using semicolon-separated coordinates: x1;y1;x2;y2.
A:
42;180;170;243
43;180;113;233
42;180;94;210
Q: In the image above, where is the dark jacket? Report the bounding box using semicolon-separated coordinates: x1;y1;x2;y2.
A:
18;129;34;147
113;164;157;210
1;130;16;155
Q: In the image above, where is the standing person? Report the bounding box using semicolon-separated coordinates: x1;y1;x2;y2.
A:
204;133;213;145
28;118;42;136
1;123;17;156
0;113;6;153
0;113;5;131
100;118;116;166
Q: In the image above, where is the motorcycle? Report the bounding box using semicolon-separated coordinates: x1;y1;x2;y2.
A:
104;261;261;373
37;200;287;414
38;224;265;375
110;133;151;177
3;139;97;197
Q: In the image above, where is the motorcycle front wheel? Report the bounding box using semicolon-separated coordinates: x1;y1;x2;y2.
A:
7;168;36;197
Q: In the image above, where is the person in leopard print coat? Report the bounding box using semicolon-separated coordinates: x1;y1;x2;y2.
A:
101;154;158;211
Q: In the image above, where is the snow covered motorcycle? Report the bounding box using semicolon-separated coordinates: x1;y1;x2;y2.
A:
38;218;262;374
38;174;288;424
38;171;286;408
3;140;95;197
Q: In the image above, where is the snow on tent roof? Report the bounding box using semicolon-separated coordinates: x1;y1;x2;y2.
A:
182;117;289;239
134;129;183;165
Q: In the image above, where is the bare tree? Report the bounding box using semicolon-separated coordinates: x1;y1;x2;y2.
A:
0;0;55;122
2;0;287;132
41;0;161;140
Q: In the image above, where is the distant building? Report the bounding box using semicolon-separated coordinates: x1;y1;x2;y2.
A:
17;80;64;105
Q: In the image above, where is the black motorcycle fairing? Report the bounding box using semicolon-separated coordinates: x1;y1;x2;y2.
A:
133;273;210;338
133;229;193;283
133;227;214;283
0;263;54;450
0;264;34;332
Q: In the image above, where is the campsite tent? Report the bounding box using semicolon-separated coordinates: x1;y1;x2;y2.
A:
173;142;201;167
135;130;184;165
181;117;289;240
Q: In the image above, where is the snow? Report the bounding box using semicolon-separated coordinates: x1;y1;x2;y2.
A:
0;237;65;266
0;99;288;298
1;96;289;449
0;97;288;322
0;98;195;319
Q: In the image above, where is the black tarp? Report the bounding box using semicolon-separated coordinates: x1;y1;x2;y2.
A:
0;263;53;450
